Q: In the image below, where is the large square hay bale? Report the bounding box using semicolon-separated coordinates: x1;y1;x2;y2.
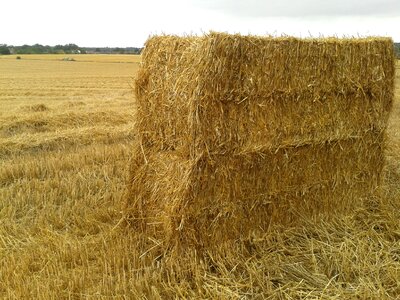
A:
126;33;395;249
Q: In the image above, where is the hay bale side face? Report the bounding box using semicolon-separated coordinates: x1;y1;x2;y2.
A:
191;33;394;155
127;132;385;247
128;33;395;250
186;132;385;245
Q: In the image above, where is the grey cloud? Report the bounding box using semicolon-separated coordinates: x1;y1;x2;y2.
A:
193;0;400;17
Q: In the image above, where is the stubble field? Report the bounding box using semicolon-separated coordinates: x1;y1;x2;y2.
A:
0;55;399;299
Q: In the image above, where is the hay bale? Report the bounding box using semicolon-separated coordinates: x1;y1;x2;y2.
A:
126;32;395;249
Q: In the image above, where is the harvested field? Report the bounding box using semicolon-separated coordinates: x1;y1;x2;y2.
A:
0;52;400;299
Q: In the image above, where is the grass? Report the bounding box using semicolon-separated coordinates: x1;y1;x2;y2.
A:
0;56;399;299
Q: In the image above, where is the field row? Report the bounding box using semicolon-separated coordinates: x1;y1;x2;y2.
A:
0;54;141;63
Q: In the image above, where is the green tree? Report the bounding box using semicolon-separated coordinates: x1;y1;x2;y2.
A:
113;47;125;54
0;44;11;55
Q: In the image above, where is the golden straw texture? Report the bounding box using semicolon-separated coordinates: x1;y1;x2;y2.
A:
126;32;395;250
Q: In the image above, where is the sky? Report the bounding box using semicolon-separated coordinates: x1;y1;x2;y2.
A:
1;0;399;47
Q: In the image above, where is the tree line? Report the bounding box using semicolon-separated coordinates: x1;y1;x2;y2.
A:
0;42;399;57
0;44;142;55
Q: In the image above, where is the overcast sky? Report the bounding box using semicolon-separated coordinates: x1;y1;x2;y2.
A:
1;0;399;47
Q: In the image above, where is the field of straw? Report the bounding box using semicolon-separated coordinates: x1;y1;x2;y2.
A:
0;54;399;299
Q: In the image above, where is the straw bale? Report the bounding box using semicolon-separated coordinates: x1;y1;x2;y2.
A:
126;32;395;249
135;33;394;156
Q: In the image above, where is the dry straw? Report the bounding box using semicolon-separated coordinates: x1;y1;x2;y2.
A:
126;32;395;251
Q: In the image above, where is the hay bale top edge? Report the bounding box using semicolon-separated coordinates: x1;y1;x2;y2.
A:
143;32;393;46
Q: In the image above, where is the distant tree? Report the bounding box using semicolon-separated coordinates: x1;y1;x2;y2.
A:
62;44;80;53
16;44;47;54
113;47;125;54
54;45;64;54
0;44;11;55
9;43;140;55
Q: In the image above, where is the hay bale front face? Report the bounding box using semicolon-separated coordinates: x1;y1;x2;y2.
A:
127;33;394;249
